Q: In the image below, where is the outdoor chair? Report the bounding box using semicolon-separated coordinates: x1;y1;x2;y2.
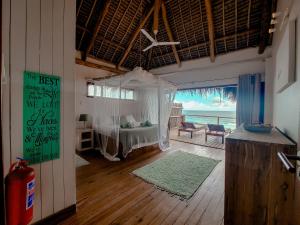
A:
178;122;204;139
205;124;226;144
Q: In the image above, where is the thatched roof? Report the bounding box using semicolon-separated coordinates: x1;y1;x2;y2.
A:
178;85;237;101
76;0;276;71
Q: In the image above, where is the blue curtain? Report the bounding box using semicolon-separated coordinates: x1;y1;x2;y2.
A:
237;73;264;126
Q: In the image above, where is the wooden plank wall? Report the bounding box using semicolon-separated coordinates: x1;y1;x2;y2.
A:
1;0;76;223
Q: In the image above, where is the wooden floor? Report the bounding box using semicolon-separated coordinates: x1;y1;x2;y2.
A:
60;141;225;225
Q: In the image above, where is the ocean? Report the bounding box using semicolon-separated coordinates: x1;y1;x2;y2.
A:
183;110;236;130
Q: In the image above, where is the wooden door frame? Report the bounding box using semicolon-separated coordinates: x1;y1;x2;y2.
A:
0;0;5;223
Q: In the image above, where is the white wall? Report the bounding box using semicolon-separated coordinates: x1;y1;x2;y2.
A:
271;0;300;144
2;0;76;223
75;64;110;126
75;65;138;125
264;57;274;124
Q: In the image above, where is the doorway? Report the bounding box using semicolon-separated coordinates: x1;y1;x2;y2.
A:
0;0;6;223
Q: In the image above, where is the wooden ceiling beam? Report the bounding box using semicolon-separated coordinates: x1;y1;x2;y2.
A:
95;0;122;58
258;0;273;54
96;36;125;51
153;0;161;35
199;0;208;56
222;0;227;52
161;1;181;66
93;74;122;81
78;0;98;50
110;0;143;61
147;48;153;70
77;25;91;34
84;0;110;59
246;0;252;47
77;25;126;51
117;5;154;68
76;0;84;17
152;29;258;60
204;0;216;62
234;0;238;49
76;58;125;75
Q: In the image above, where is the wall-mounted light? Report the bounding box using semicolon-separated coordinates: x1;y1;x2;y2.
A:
270;19;278;25
269;28;276;34
272;12;282;18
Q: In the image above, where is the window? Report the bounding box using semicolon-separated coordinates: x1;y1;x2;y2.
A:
87;82;95;97
125;89;134;100
103;86;119;98
121;89;126;99
95;86;102;97
87;82;135;100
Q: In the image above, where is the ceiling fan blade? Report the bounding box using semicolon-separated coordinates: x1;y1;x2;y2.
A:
143;44;154;52
157;42;180;45
141;29;156;43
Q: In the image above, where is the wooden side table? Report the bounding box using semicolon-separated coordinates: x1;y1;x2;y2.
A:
76;128;94;151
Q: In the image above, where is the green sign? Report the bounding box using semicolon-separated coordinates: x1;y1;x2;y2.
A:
23;71;60;164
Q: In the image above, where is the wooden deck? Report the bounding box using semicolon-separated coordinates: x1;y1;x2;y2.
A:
60;141;225;225
170;128;225;150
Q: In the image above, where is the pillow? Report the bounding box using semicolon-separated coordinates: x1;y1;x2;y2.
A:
126;114;136;124
133;121;140;128
181;122;195;129
120;115;127;126
140;120;152;127
120;122;134;129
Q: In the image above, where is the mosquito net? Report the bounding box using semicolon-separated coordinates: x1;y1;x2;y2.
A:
92;67;177;161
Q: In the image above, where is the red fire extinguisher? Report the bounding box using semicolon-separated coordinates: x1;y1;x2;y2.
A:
5;158;35;225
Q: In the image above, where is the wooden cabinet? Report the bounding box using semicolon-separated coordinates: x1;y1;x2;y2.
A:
76;128;94;151
225;128;297;225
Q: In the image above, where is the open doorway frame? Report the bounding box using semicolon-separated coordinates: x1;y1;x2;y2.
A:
0;0;6;223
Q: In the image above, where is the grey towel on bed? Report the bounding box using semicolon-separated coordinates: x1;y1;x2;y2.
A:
119;125;158;157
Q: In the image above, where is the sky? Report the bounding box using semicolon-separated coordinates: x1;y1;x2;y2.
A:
174;91;236;111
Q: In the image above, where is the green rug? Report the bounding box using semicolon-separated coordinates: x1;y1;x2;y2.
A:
132;151;220;199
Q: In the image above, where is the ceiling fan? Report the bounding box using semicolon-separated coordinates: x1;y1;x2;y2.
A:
141;29;180;52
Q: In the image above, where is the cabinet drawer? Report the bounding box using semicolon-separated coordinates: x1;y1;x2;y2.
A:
81;132;92;140
81;140;92;149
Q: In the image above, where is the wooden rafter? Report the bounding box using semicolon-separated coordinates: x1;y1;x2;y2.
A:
199;0;208;56
110;0;143;61
177;1;192;59
93;74;122;81
117;5;154;68
258;0;273;54
152;29;258;60
235;0;238;49
76;58;125;74
204;0;215;62
97;36;125;51
187;0;198;47
153;0;161;35
161;1;181;66
103;0;133;60
86;54;130;68
222;0;227;52
78;0;98;49
96;0;122;58
85;0;110;59
77;26;126;51
77;25;91;34
76;0;84;17
147;48;153;70
247;0;252;46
